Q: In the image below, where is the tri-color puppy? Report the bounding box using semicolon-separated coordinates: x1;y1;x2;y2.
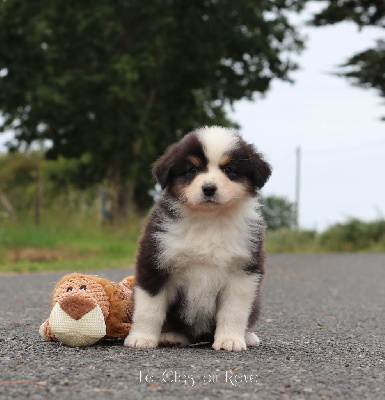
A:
124;126;272;351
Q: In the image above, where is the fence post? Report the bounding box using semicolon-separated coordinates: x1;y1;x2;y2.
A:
35;160;42;226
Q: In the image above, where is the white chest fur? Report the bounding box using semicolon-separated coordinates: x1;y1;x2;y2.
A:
156;200;261;270
154;199;262;334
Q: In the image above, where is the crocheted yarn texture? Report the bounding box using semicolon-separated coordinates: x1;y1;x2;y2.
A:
39;273;134;347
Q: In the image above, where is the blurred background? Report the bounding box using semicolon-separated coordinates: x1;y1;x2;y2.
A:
0;0;384;273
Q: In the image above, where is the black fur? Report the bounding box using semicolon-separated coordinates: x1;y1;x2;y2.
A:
134;197;174;296
153;132;208;190
224;137;272;191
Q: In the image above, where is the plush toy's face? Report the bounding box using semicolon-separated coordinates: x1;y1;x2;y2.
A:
49;277;110;347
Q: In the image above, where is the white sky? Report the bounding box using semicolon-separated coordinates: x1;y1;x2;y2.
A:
1;5;384;231
232;8;385;231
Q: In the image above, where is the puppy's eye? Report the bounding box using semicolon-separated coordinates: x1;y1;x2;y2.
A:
80;285;87;290
66;287;73;292
222;166;232;174
188;167;198;175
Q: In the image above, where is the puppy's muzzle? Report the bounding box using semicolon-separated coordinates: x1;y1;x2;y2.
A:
202;183;217;197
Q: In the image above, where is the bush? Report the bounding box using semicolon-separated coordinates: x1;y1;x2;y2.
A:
265;219;385;253
260;195;296;230
0;152;101;225
319;218;385;252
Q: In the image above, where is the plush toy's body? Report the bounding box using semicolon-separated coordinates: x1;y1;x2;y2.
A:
39;273;134;347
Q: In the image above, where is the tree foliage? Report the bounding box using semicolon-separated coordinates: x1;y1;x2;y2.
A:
340;39;385;120
0;0;305;214
260;195;296;230
310;0;385;120
311;0;385;28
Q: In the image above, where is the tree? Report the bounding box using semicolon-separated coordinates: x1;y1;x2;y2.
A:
341;40;385;121
311;0;385;27
310;0;385;120
0;0;305;218
260;195;296;230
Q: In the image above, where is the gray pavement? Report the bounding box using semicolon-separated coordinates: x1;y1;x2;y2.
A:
0;253;384;399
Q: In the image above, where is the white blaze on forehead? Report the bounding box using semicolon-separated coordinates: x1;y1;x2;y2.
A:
196;126;239;165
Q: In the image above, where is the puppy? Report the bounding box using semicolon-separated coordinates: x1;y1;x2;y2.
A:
124;126;271;351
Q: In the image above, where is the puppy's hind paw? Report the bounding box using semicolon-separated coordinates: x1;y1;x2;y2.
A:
159;332;190;347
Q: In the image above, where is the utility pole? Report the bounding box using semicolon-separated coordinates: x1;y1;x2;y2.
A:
295;146;301;231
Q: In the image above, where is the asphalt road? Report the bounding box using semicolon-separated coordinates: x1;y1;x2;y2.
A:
1;253;384;400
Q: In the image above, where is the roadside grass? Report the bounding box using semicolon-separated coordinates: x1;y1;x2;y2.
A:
265;226;385;253
265;229;322;253
0;216;142;273
2;215;384;273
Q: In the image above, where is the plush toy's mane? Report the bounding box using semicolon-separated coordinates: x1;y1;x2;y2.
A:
53;272;115;296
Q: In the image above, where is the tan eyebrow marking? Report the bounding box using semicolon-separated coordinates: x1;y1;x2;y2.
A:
187;156;201;167
219;154;231;167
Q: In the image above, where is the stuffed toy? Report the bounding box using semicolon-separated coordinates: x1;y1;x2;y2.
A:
39;273;134;347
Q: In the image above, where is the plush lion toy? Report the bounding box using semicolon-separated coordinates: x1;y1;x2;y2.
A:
39;273;134;347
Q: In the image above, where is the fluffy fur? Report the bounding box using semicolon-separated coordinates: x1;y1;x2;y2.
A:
124;126;271;351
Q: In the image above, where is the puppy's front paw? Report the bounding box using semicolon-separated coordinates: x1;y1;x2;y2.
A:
245;332;260;347
212;335;247;351
124;332;158;349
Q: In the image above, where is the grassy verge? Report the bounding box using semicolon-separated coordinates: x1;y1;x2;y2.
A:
265;229;321;253
0;217;142;273
2;218;384;273
265;225;385;253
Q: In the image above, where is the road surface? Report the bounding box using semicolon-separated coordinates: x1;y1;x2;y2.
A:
1;253;384;399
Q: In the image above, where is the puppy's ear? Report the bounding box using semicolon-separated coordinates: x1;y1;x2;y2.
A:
247;145;272;189
152;143;180;189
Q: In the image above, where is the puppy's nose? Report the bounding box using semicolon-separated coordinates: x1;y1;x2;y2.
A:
202;184;217;197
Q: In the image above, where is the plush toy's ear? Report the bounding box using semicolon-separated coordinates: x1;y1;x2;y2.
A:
247;144;272;189
152;143;180;189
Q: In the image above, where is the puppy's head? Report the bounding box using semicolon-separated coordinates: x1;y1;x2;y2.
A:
153;126;271;211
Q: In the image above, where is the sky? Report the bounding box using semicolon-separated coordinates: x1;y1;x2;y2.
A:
0;5;384;231
230;7;385;231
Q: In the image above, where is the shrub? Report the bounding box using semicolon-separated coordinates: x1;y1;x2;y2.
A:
319;218;385;252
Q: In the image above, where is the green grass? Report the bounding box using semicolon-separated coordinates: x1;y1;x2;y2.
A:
265;224;385;253
2;215;385;273
265;228;321;253
0;217;142;273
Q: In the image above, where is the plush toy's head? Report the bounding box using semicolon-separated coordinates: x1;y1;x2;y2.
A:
40;273;134;347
